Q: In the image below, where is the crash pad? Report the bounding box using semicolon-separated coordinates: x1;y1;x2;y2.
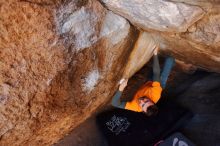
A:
96;101;193;146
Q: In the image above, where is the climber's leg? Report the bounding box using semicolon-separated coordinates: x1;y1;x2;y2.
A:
160;57;175;89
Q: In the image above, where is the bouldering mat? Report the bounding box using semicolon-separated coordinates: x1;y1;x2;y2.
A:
96;101;193;146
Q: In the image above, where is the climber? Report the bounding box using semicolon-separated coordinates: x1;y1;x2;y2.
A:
111;46;175;116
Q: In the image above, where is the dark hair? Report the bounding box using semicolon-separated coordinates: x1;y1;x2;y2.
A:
144;105;159;116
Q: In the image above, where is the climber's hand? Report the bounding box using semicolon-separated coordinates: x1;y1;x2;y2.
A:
153;46;159;55
119;78;128;91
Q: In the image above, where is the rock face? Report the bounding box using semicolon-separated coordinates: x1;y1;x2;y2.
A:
0;0;220;145
102;0;220;73
0;0;137;145
101;0;205;32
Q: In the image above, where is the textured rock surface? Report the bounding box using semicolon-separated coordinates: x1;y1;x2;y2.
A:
0;0;137;145
150;9;220;72
101;0;205;32
102;0;220;72
1;0;220;145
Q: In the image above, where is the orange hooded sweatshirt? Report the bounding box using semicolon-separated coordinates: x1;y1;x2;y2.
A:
125;81;162;112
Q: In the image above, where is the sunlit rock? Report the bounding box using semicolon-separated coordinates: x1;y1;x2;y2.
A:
186;13;220;46
101;0;220;72
0;0;136;145
1;0;220;146
101;0;205;32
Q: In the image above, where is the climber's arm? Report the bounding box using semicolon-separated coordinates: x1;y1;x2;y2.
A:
111;90;126;109
111;79;128;109
153;47;161;82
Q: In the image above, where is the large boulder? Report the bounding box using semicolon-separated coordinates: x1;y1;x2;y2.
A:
150;9;220;72
101;0;205;32
1;0;220;145
0;0;137;145
102;0;220;72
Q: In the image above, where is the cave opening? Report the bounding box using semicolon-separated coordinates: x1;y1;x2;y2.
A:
55;56;220;146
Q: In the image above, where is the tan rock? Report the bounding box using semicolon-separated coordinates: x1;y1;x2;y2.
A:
101;0;205;32
123;32;157;79
186;12;220;46
101;0;220;72
0;0;137;145
1;0;220;145
149;30;220;72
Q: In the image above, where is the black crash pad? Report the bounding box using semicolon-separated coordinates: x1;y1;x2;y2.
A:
96;101;193;146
